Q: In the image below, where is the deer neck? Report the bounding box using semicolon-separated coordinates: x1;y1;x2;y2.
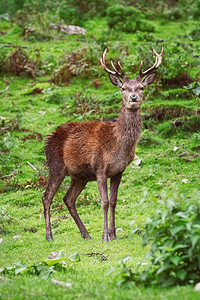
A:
115;106;142;144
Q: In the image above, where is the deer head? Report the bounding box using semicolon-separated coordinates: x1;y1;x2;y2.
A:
100;47;164;110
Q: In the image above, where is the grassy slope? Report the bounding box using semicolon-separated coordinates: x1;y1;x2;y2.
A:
0;17;200;299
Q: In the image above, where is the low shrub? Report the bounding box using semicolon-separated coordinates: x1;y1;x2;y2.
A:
115;192;200;287
106;5;155;33
140;192;200;286
51;46;101;85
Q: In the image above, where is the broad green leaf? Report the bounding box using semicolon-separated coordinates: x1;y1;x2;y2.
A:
157;263;172;274
193;85;200;96
175;212;188;219
107;266;116;275
5;267;14;271
15;261;27;275
189;273;200;280
57;251;65;259
0;13;10;21
172;243;188;251
122;256;131;264
140;271;148;282
191;235;199;247
170;225;185;236
68;252;80;262
162;277;176;287
177;269;187;281
131;228;140;234
37;264;55;279
44;257;69;266
130;220;135;226
166;198;175;211
170;256;181;266
161;210;168;222
154;254;164;264
159;239;174;252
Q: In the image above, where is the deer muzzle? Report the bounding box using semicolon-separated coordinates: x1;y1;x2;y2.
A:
130;95;138;102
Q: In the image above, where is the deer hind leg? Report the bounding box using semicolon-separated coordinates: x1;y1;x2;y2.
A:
97;175;110;242
109;173;122;240
63;178;91;239
42;168;67;241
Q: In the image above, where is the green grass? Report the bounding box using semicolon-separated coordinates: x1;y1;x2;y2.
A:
0;13;200;300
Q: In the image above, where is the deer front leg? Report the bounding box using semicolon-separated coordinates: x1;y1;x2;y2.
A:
109;173;122;240
97;175;110;242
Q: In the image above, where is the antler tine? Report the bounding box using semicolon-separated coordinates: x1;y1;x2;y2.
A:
111;60;119;73
139;46;164;78
100;48;125;78
100;48;116;75
117;61;125;76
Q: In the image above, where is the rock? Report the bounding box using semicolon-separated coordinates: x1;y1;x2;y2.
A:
116;228;123;232
173;146;179;151
133;159;142;166
50;23;86;35
182;179;188;183
179;152;188;157
39;110;46;115
194;282;200;292
172;120;183;127
13;235;21;239
51;279;72;288
48;252;58;259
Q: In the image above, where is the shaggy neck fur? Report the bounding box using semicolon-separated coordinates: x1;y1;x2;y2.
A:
116;106;142;144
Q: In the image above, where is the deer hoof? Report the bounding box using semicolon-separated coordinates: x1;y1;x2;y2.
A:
102;233;111;242
109;232;116;240
46;234;53;241
81;232;92;239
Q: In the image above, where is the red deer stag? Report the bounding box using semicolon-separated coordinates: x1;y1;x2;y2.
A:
42;47;164;242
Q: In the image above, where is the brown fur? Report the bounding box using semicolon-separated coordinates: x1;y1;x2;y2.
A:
42;51;160;242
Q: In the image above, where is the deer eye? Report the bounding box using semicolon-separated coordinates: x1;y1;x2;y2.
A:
121;86;125;91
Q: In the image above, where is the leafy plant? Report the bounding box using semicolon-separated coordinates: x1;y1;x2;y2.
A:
187;21;200;41
184;82;200;97
119;192;200;287
0;206;13;234
61;88;101;119
0;251;80;279
51;46;101;85
106;5;155;33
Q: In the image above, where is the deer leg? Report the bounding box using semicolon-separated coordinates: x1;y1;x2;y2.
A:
42;170;66;241
63;178;91;239
109;173;122;240
97;175;110;242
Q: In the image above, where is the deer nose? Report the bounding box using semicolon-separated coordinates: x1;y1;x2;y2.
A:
130;95;138;102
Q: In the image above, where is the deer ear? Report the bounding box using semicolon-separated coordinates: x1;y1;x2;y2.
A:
109;74;122;88
142;73;156;87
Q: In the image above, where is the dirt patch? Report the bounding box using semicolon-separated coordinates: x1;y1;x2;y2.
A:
22;132;43;142
144;105;195;122
162;73;193;88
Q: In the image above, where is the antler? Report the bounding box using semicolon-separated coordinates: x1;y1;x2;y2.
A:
139;46;164;78
100;48;125;79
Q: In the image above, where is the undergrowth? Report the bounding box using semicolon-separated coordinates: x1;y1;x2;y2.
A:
113;192;200;287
